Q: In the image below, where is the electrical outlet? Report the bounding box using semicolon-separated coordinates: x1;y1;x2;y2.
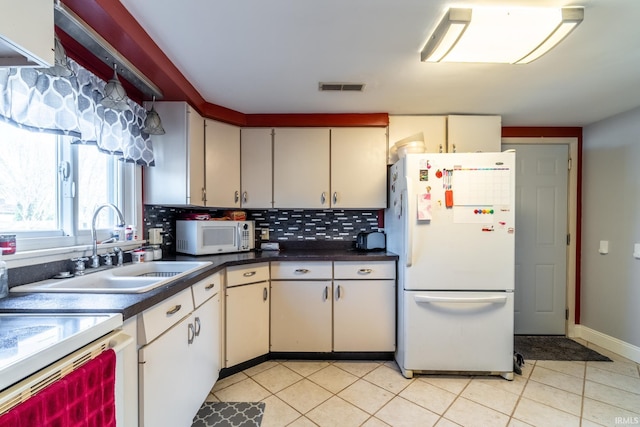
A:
261;228;269;240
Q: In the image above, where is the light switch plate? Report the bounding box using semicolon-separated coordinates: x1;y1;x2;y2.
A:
599;240;609;254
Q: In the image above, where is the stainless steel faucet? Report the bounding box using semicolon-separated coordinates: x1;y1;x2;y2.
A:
90;203;125;269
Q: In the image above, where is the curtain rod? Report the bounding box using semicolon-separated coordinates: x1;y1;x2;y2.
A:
54;1;163;100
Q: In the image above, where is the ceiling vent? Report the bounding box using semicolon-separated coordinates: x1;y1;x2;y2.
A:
319;82;365;92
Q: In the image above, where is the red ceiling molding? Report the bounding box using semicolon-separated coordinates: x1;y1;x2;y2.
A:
501;127;582;138
245;113;389;128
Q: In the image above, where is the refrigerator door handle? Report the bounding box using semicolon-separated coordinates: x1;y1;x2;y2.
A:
414;295;508;304
404;176;413;267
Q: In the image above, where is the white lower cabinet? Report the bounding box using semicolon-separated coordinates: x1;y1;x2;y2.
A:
270;260;396;353
270;280;332;352
333;261;396;352
225;263;270;367
333;280;396;351
138;274;221;427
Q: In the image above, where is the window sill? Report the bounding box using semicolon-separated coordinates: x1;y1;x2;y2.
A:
3;240;146;269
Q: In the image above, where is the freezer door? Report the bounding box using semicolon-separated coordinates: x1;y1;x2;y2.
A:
400;291;514;374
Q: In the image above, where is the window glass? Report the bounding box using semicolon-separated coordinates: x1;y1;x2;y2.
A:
76;144;118;230
0;121;59;232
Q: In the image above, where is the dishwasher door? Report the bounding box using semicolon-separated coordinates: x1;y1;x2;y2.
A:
400;291;514;378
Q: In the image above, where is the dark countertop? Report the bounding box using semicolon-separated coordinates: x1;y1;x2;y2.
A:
0;249;398;321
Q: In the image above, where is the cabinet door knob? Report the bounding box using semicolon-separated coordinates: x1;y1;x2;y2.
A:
294;268;310;274
202;188;207;203
263;287;268;301
321;192;326;205
243;271;257;277
242;191;248;204
166;304;182;315
323;286;329;301
187;323;195;344
336;285;342;300
234;190;240;203
333;192;338;205
358;269;373;275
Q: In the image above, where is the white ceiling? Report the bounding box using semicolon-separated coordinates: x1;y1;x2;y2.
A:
120;0;640;126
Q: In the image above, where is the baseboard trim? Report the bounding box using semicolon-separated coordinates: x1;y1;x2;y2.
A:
574;325;640;363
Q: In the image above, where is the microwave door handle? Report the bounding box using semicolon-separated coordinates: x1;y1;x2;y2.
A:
236;224;242;248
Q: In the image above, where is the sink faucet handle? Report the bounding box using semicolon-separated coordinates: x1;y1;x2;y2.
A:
113;247;124;267
101;252;115;266
71;257;88;275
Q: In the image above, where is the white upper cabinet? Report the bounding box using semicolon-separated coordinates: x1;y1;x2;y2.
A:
388;116;447;158
447;115;502;153
240;128;273;209
144;102;206;206
331;127;387;209
205;119;241;208
273;128;330;208
0;0;54;67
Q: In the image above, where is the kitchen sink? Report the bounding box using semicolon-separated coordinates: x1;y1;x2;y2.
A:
10;261;212;294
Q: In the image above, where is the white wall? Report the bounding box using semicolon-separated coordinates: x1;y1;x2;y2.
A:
582;106;640;348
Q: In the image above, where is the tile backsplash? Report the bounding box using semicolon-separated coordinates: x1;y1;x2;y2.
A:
143;206;382;253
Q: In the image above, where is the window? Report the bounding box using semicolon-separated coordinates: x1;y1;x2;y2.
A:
0;120;134;251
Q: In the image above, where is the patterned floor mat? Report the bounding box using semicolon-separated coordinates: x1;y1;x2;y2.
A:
191;402;265;427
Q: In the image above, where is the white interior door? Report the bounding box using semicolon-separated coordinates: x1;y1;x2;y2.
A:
504;144;568;334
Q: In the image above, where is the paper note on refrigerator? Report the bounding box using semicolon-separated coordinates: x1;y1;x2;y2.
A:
452;168;511;206
417;193;432;220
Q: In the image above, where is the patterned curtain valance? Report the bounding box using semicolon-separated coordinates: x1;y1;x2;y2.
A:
0;59;155;166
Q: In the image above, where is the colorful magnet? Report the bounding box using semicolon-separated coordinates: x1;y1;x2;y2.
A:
435;169;443;179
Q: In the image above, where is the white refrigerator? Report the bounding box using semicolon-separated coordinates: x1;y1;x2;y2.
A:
385;152;515;380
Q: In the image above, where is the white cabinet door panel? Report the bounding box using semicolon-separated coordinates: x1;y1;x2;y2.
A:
205;119;241;208
241;128;273;208
333;280;395;351
273;128;330;208
331;128;387;209
271;281;332;352
226;282;270;367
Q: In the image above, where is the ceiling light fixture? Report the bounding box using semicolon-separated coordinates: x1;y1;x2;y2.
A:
142;96;165;135
421;7;584;64
101;63;130;111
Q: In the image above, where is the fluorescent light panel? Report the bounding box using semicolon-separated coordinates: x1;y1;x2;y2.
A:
421;7;584;64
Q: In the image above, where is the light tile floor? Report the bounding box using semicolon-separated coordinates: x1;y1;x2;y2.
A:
207;341;640;427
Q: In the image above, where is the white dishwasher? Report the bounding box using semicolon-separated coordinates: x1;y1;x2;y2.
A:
0;313;131;424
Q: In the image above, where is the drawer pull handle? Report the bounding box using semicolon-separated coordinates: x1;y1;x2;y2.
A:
205;283;215;290
166;304;182;315
194;317;201;336
187;323;195;344
358;269;373;274
243;271;257;277
323;286;328;301
295;269;310;274
263;287;268;301
336;285;342;300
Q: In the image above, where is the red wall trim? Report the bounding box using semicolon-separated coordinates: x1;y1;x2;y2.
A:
503;127;583;325
245;113;389;128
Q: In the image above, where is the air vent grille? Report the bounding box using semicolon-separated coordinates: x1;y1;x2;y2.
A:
319;82;365;92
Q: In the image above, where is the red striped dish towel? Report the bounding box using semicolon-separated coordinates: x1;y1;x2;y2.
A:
0;348;116;427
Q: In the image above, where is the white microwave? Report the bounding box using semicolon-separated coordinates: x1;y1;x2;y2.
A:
175;220;255;255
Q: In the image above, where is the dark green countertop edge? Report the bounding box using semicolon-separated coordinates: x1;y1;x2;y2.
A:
0;250;398;321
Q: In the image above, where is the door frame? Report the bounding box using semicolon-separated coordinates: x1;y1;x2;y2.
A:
502;137;579;337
